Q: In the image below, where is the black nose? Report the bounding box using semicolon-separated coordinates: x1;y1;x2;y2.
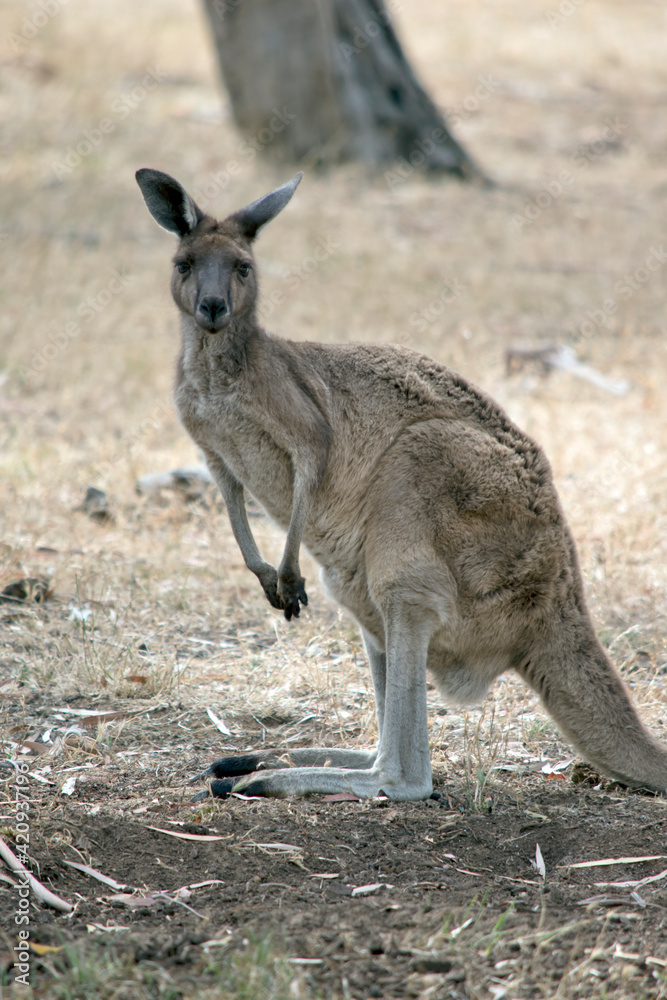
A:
198;296;228;325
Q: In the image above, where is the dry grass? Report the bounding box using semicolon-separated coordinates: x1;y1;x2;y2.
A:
0;1;666;994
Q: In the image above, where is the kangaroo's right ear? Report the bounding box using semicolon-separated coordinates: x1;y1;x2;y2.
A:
135;168;204;237
228;173;303;240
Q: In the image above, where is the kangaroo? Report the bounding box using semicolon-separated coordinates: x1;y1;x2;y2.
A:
136;168;667;801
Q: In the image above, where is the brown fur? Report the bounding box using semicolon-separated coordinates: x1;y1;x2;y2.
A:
137;168;667;799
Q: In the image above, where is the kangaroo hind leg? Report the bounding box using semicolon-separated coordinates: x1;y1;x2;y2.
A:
190;626;388;800
211;593;436;799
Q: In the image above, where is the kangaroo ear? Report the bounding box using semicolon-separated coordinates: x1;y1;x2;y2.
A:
228;173;303;240
136;168;204;237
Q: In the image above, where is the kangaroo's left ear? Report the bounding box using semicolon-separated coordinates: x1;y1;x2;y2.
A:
228;173;303;241
136;168;205;237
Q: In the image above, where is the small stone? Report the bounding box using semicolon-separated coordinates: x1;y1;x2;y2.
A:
412;957;452;974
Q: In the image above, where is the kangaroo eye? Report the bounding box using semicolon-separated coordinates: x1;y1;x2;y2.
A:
176;261;191;275
237;262;251;278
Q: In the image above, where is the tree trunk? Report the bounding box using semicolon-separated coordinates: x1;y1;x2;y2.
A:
202;0;483;180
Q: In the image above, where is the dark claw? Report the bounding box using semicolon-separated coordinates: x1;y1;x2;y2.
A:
281;581;308;621
430;791;441;800
208;754;263;779
190;773;262;802
263;584;283;610
190;754;262;784
190;788;210;803
189;777;239;802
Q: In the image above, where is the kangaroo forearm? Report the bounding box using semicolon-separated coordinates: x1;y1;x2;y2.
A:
230;503;269;576
204;451;269;575
279;453;326;572
279;487;309;575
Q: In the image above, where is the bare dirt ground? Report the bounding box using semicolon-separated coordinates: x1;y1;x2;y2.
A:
1;1;666;997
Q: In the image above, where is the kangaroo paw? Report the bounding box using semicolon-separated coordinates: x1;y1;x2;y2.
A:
279;576;308;621
257;567;283;611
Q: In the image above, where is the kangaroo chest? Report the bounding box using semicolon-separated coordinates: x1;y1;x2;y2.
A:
175;369;296;525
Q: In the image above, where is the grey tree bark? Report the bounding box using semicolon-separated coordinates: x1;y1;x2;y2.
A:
202;0;483;180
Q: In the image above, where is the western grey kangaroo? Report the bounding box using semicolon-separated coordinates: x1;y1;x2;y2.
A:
136;167;667;800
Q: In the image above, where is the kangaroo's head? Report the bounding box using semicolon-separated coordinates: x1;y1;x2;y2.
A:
136;169;302;334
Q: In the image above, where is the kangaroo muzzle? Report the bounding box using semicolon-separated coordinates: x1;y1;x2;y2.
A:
196;295;230;333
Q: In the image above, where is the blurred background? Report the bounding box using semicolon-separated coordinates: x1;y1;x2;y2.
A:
0;0;665;698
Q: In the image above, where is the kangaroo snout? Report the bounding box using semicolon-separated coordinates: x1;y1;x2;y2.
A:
197;295;229;332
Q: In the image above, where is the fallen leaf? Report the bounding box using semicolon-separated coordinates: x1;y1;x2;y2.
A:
576;894;632;907
564;856;667;870
58;707;146;719
27;770;55;785
30;943;63;956
594;868;667;890
322;792;360;802
87;923;130;934
535;843;546;879
62;860;128;890
206;707;231;736
247;842;303;852
351;883;390;897
541;758;575;775
0;835;72;913
145;825;224;842
79;711;138;727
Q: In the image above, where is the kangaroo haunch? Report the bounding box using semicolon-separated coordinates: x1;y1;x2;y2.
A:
136;168;667;801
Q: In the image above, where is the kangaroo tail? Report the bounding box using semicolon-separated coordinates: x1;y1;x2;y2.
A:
519;621;667;793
